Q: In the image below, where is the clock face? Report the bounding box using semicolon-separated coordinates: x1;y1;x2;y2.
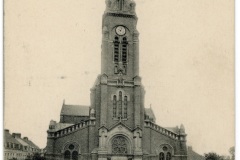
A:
116;26;126;36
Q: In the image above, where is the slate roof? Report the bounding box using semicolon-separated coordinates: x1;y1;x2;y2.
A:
23;139;40;149
165;127;179;134
54;123;74;132
145;108;156;119
60;104;90;116
187;147;205;160
15;137;29;146
4;130;21;145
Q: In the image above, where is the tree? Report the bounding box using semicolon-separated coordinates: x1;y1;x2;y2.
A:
204;152;222;160
32;152;46;160
229;146;235;160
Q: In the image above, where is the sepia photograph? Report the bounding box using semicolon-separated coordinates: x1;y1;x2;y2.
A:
4;0;235;160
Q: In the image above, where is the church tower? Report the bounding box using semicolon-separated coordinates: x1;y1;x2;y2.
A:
91;0;144;130
90;1;145;158
45;1;188;160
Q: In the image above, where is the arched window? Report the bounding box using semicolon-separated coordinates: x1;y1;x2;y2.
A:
114;36;120;62
166;152;171;160
64;150;71;160
112;92;129;119
72;151;78;160
113;95;117;118
122;37;128;63
118;92;122;117
112;136;128;154
159;152;164;160
123;96;127;118
63;143;80;160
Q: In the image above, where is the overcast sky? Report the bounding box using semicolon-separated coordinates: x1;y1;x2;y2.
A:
4;0;234;156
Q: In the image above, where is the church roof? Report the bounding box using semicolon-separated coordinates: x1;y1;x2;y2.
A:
187;146;205;160
165;127;179;134
4;130;21;145
55;123;74;131
61;104;90;116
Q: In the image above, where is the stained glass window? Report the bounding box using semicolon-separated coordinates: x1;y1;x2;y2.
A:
72;151;78;160
124;96;127;118
112;136;128;154
159;152;164;160
64;150;71;160
163;146;168;151
69;144;74;150
166;152;171;160
113;95;117;118
118;92;122;117
113;92;128;119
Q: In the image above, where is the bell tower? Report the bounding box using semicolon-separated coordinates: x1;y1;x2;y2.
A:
101;0;139;79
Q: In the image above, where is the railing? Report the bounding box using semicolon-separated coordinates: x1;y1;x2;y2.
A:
144;121;180;140
48;119;96;138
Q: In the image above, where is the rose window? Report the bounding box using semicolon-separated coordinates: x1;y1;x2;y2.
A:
112;136;128;154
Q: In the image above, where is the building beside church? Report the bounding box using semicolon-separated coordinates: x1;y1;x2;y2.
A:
4;129;41;160
45;0;188;160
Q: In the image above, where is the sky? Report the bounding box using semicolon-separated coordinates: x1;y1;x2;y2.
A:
4;0;234;156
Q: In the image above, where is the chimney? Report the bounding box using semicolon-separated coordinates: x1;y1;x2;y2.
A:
12;133;21;138
4;129;9;133
23;137;28;141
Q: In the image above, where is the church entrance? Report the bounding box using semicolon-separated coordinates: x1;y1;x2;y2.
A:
111;156;128;160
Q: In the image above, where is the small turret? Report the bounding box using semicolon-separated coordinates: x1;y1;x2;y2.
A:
49;120;57;130
179;124;187;141
179;124;185;134
90;108;96;120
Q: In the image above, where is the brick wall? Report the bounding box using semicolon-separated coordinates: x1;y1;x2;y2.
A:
142;127;187;160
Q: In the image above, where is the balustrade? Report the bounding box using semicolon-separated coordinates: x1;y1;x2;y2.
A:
48;119;96;138
144;121;180;140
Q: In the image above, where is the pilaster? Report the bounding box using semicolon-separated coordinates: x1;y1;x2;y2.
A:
100;75;108;126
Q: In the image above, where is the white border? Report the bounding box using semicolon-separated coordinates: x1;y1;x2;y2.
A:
1;0;4;158
0;1;238;159
235;0;239;159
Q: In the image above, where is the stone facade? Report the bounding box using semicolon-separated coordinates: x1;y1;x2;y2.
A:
45;0;188;160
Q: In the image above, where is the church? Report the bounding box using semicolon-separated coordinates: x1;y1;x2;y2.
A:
45;0;188;160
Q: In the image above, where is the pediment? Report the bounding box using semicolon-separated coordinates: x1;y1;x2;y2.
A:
108;122;132;132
